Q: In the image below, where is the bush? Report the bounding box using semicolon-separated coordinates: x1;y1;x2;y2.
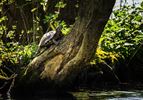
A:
99;5;143;59
0;42;37;78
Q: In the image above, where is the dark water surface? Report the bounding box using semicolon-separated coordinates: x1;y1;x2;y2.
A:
1;90;143;100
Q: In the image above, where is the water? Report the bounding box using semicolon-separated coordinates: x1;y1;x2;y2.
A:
1;90;143;99
72;90;143;100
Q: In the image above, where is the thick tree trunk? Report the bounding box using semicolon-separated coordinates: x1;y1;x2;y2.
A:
24;0;115;87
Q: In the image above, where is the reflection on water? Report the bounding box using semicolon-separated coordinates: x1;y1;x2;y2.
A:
72;90;143;100
1;90;143;99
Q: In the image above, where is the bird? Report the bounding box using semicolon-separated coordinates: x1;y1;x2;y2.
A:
35;25;63;56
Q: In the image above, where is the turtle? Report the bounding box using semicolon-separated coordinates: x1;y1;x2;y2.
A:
35;25;63;56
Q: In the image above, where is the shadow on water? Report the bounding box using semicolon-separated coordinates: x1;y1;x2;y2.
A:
16;91;76;100
1;90;143;100
1;91;76;100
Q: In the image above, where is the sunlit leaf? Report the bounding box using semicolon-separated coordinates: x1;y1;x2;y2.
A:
0;16;7;23
31;8;37;12
55;1;66;8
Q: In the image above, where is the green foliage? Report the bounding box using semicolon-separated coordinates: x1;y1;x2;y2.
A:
18;43;37;66
94;3;143;67
0;6;37;76
55;1;66;8
0;42;37;67
43;0;71;35
0;41;37;78
44;13;71;34
0;16;7;23
44;0;66;26
99;4;143;59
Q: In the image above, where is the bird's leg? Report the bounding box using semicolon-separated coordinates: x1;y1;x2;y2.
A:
52;39;59;45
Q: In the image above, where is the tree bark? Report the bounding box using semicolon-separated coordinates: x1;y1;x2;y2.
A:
24;0;115;87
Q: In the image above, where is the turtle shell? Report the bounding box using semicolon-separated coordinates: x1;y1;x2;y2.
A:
38;30;56;47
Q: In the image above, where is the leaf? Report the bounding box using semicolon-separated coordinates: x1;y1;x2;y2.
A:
0;16;7;23
141;2;143;8
135;15;142;21
55;1;66;8
31;8;37;12
12;25;16;29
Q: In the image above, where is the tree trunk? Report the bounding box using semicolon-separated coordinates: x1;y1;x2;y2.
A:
24;0;115;87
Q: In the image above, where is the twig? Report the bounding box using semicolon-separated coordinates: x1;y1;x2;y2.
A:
0;74;17;94
7;74;17;95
